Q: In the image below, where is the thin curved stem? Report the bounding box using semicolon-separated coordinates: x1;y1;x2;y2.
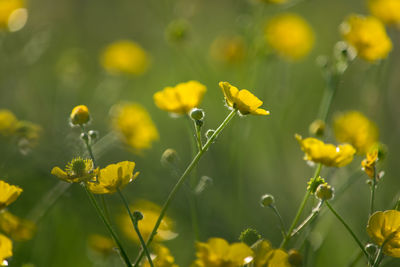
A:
325;201;371;264
133;109;237;266
269;205;287;239
291;200;324;238
117;188;153;267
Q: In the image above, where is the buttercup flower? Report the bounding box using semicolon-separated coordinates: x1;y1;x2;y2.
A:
334;111;379;154
51;157;98;183
191;237;254;267
219;82;269;116
0;109;18;136
88;161;139;194
252;239;290;267
367;210;400;258
111;102;159;152
210;36;246;64
0;234;12;264
120;200;177;244
101;40;150;75
70;105;90;126
88;234;115;257
0;211;35;241
154;81;207;115
0;180;22;210
361;149;378;178
0;0;24;29
340;14;392;61
295;134;356;167
143;244;179;267
368;0;400;26
264;13;314;60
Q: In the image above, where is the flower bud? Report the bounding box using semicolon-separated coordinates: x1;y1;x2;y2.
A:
133;211;144;221
80;132;89;142
260;194;275;207
190;108;205;121
288;249;303;266
70;105;90;126
315;184;334;201
88;130;98;142
309;119;325;136
161;148;179;167
165;19;190;43
205;129;215;139
239;228;261;246
365;243;377;256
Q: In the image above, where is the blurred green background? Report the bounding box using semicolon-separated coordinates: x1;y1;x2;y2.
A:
1;0;400;266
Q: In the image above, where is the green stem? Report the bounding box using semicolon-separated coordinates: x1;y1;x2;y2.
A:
291;200;324;238
280;163;322;248
117;188;154;267
372;246;384;267
83;185;132;267
370;166;377;216
318;73;339;123
195;121;203;152
269;205;287;239
80;125;96;167
133;109;237;266
325;201;371;264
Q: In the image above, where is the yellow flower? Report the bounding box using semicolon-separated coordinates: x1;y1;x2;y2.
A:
295;134;356;167
111;103;159;152
0;234;12;264
333;111;379;154
368;0;400;26
219;82;269;116
0;109;18;136
0;180;22;210
154;81;207;115
367;210;400;258
252;240;290;267
340;14;392;62
120;200;177;244
87;234;115;256
88;161;139;194
210;36;246;64
191;237;254;267
142;244;179;267
51;157;98;183
70;105;90;126
361;149;378;178
101;40;150;75
264;13;314;60
0;211;35;241
0;0;24;29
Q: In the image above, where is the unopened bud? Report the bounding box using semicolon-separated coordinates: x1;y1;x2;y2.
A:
88;130;98;142
315;184;334;201
365;243;377;256
239;228;261;246
70;105;90;126
80;132;89;142
260;194;275;207
309;119;325;136
161;148;179;166
190;108;204;121
288;249;303;266
133;211;144;221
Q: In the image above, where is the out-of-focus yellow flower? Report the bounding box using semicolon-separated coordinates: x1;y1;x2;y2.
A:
362;149;378;178
88;234;115;257
368;0;400;26
51;157;98;183
259;0;288;4
0;180;22;210
111;103;159;152
120;200;177;244
101;40;150;76
210;36;246;64
0;109;18;136
340;14;392;62
0;0;24;29
0;211;35;241
88;161;139;194
191;237;254;267
252;240;290;267
264;13;314;60
154;81;207;115
143;244;179;267
333;111;379;154
70;105;90;126
0;234;12;264
219;82;269;116
367;210;400;258
295;134;356;167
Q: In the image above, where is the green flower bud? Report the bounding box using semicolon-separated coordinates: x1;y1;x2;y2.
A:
309;119;325;136
80;132;89;142
307;176;326;194
288;249;303;266
190;108;205;121
88;130;98;142
133;211;144;221
205;129;215;139
239;228;261;246
365;243;377;256
260;194;275;207
315;184;334;201
161;148;179;167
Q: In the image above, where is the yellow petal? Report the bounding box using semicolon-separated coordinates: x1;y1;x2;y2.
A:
219;81;238;108
227;243;254;265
